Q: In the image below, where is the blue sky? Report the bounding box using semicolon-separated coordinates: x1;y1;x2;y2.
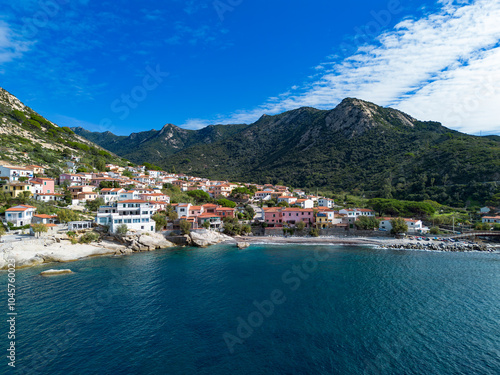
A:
0;0;499;135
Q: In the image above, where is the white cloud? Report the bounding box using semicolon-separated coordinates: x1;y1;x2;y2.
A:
0;21;31;68
203;0;500;134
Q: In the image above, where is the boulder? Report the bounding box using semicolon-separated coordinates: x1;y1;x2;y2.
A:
237;242;250;249
189;230;233;248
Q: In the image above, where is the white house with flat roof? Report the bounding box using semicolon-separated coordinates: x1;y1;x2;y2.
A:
95;199;157;233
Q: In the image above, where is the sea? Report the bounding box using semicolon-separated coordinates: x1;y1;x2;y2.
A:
1;244;499;375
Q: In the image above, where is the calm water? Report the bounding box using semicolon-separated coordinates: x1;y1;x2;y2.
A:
1;245;499;375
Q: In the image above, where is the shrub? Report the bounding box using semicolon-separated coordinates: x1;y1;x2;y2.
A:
116;224;128;235
309;228;320;237
79;232;99;244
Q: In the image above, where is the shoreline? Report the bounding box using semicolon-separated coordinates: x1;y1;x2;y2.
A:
1;234;498;271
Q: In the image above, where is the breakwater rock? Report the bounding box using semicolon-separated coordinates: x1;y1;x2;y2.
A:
112;232;176;252
386;242;493;252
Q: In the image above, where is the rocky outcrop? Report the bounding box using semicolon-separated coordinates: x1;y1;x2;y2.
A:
237;242;250;249
41;269;73;276
114;232;175;251
189;230;233;248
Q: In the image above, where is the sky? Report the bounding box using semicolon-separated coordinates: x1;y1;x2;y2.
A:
0;0;499;136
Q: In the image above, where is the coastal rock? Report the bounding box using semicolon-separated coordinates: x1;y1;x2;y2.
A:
189;230;233;248
41;269;73;276
237;242;250;249
117;232;175;251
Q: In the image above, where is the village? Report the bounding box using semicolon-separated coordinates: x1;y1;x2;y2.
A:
0;160;499;243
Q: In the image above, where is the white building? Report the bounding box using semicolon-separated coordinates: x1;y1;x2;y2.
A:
99;188;126;203
379;218;428;234
339;208;375;223
95;199;157;233
318;198;335;208
4;205;37;226
277;196;298;205
0;165;34;182
295;199;314;209
482;216;500;224
34;193;65;202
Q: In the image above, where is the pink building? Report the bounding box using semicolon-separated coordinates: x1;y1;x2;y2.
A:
264;207;315;227
31;177;55;194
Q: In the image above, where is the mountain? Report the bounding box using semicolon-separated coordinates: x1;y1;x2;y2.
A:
72;123;249;166
0;87;128;176
76;98;500;206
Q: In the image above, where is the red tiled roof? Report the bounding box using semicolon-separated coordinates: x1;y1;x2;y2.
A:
118;199;148;204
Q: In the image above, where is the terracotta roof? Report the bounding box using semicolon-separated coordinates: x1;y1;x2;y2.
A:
33;214;57;219
118;199;148;204
6;205;36;212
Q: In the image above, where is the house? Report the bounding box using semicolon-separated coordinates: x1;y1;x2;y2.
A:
31;177;55;194
99;188;126;203
295;199;314;209
33;193;64;202
188;205;204;217
2;182;32;198
0;165;34;182
30;223;58;237
280;208;315;227
68;221;94;231
482;216;500;224
255;191;272;200
379;218;428;234
25;165;45;175
263;207;315;227
315;213;331;229
212;184;232;197
318;198;335;208
76;192;98;202
95;199;157;233
32;214;58;225
197;213;223;229
119;190;140;201
139;193;170;204
175;203;192;218
339;208;375;223
215;207;236;218
277;196;297;205
59;173;83;186
69;185;95;200
4;205;37;226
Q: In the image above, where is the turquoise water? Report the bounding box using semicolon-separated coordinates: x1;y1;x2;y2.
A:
1;245;500;374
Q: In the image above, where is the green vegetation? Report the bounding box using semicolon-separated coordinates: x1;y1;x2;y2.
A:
390;218;408;234
216;199;236;208
77;99;499;207
186;190;210;203
179;220;191;235
79;232;99;243
116;224;128;235
32;223;48;238
368;198;436;217
355;216;380;230
151;213;167;231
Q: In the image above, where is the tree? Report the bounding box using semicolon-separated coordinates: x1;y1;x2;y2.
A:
277;201;289;207
166;205;178;221
32;223;48;238
0;224;6;239
151;213;167;231
187;190;210;203
243;205;255;220
95;159;107;172
390;218;408;235
57;209;80;223
64;189;73;205
309;228;320;237
85;198;105;212
429;226;441;234
355;216;380;230
217;199;236;208
17;191;32;204
231;187;251;199
296;220;306;231
116;224;128;235
179;220;191;235
203;221;210;230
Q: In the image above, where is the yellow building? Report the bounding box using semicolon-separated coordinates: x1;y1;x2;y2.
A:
3;183;32;198
315;213;331;229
